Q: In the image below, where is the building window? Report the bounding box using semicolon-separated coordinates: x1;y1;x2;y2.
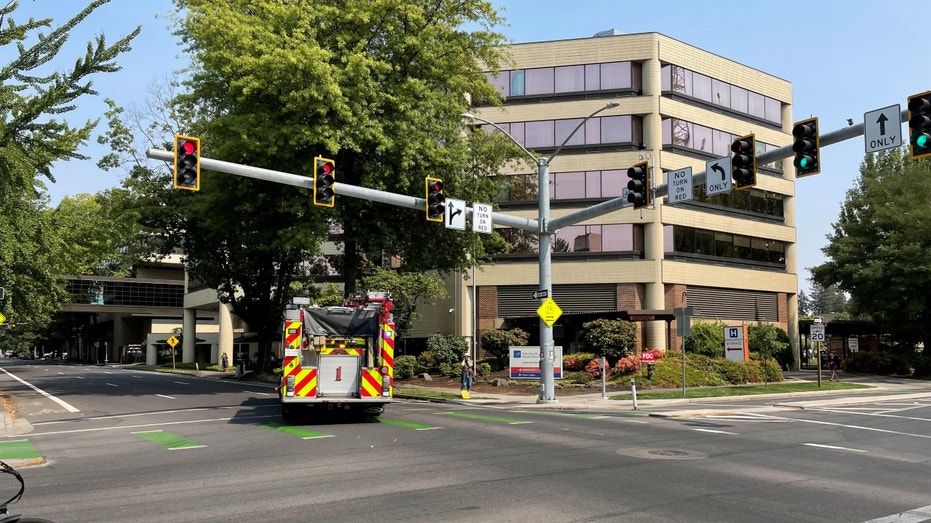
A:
661;64;783;126
484;61;641;99
499;223;635;254
662;117;783;172
476;116;642;152
665;225;786;267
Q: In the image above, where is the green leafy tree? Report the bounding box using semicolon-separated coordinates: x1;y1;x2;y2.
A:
748;323;790;373
0;1;138;330
809;281;848;316
812;149;931;345
684;320;726;358
797;288;811;317
579;318;637;360
358;267;447;338
480;328;529;366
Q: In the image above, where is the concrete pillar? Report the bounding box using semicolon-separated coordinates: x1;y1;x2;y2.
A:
218;302;234;367
182;308;196;363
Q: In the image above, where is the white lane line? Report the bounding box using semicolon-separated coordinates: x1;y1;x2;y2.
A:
156;394;176;400
14;415;275;437
804;443;867;453
693;428;738;435
862;503;931;522
106;383;118;387
174;381;189;385
0;366;80;413
244;390;272;395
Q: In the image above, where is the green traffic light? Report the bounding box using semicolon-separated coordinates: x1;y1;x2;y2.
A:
799;157;810;168
918;133;929;149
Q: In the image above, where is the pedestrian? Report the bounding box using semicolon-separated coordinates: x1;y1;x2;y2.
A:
829;352;839;381
460;353;475;392
221;352;229;372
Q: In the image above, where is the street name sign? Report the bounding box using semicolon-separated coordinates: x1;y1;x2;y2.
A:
864;105;902;154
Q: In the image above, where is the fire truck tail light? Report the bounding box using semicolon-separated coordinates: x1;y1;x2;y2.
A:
286;375;296;397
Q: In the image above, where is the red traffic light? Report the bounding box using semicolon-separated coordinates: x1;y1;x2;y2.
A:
181;140;197;155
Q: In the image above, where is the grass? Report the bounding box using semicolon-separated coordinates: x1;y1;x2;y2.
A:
395;387;467;400
609;380;870;400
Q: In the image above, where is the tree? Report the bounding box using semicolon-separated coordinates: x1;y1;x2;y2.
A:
797;288;811;317
748;323;790;371
358;267;447;338
811;149;931;345
808;281;848;316
0;0;138;329
684;320;726;358
480;328;528;367
579;318;637;361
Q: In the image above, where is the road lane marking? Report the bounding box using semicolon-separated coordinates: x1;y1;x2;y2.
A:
156;394;176;400
9;414;279;438
132;430;205;450
863;504;931;522
796;418;931;440
0;366;80;413
258;423;333;439
173;381;189;385
106;383;118;387
693;428;738;435
804;443;867;453
445;412;532;424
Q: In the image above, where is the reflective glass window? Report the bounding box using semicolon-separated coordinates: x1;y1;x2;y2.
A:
525;120;554;148
555;65;585;93
525;68;554;95
555;118;586;147
510;70;525;96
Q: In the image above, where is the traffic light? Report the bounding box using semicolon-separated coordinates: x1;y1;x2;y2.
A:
173;135;200;191
908;90;931;160
426;177;445;222
626;160;650;209
731;134;757;189
313;156;336;207
792;117;820;177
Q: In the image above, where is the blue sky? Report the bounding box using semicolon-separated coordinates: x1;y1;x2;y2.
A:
14;0;930;293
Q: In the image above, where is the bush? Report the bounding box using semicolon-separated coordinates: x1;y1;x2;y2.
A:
684;320;726;358
476;362;491;377
563;352;596;371
427;334;468;366
417;350;438;371
564;371;594;386
613;354;641;374
439;362;459;378
395;355;421;379
579;319;637;359
585;357;611;379
843;351;910;375
479;357;504;372
480;328;529;366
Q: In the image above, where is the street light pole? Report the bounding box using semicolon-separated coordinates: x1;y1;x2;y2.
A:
463;101;619;403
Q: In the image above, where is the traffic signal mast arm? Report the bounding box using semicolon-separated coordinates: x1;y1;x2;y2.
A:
149;107;900;237
146;147;537;232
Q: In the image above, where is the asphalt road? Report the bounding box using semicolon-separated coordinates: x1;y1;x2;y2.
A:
2;359;931;522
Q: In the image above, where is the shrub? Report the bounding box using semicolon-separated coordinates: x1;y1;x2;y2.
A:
479;357;503;372
417;350;438;371
427;334;468;366
585;357;611;379
684;320;726;358
563;352;596;371
614;354;641;374
481;328;530;367
439;362;459;378
579;319;637;359
395;355;421;379
476;362;492;377
564;371;594;386
843;351;910;375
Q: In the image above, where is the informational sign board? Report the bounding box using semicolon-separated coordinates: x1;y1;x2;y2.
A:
723;325;748;362
864;104;902;154
848;337;859;353
509;346;563;380
641;352;655;362
705;157;732;196
810;324;826;343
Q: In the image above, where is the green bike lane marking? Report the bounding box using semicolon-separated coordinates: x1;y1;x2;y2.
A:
132;430;205;450
257;423;334;440
377;418;441;430
0;439;41;460
444;412;532;424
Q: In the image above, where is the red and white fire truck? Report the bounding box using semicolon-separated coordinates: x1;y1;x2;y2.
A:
279;292;395;420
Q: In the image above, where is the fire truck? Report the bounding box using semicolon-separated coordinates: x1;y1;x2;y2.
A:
279;292;395;421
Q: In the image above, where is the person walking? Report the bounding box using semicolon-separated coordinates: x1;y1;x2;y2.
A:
828;352;840;381
460;354;475;392
221;352;229;372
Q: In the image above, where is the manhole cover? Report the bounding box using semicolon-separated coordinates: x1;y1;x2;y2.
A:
648;450;689;457
616;448;708;460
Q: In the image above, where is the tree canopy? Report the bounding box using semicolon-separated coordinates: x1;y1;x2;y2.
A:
0;0;138;329
811;149;931;345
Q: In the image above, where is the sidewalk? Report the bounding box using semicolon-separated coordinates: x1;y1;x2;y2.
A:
395;371;931;417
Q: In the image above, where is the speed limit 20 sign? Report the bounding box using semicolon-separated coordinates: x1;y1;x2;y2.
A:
810;324;825;342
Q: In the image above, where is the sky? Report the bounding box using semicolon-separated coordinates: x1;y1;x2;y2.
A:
12;0;931;294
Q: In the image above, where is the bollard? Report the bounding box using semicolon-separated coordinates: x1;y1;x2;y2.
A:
601;356;607;399
630;378;638;410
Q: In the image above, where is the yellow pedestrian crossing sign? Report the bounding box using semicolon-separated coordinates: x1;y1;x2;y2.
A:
167;335;179;348
537;297;562;327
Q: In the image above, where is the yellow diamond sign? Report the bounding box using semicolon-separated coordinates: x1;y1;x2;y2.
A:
167;335;180;348
537;297;562;327
0;312;5;324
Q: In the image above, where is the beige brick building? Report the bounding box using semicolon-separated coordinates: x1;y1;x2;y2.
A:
415;32;799;360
